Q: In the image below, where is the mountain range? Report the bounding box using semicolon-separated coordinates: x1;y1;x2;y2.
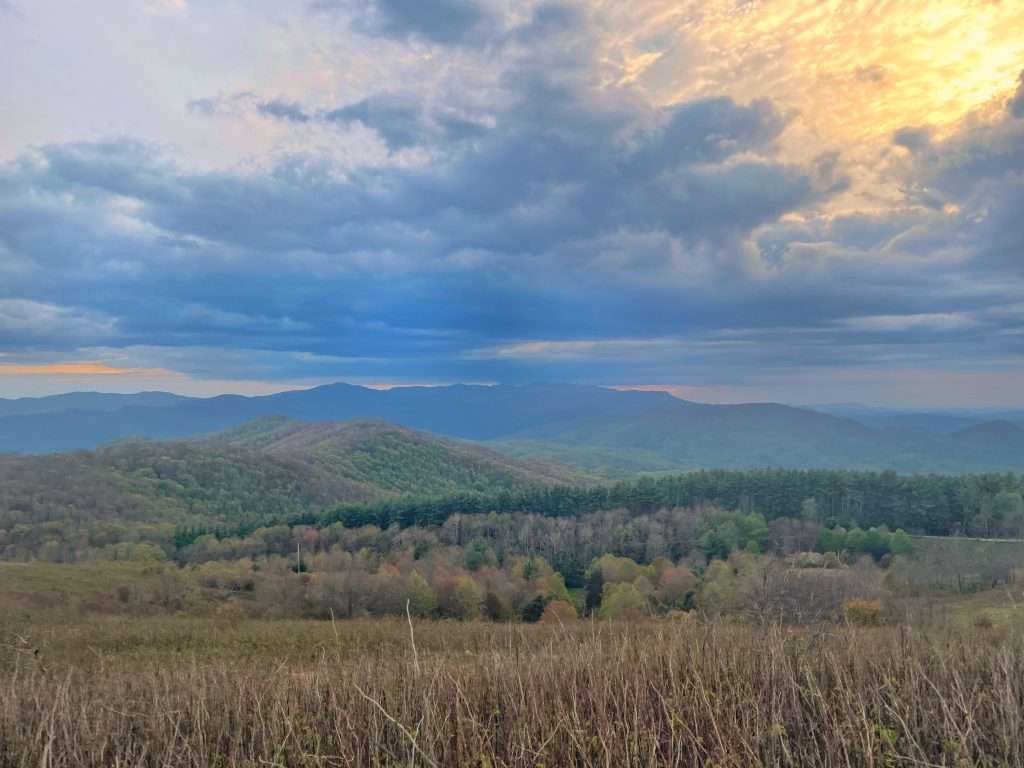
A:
0;383;1021;473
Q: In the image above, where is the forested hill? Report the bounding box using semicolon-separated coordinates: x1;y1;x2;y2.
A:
207;417;584;492
0;418;583;560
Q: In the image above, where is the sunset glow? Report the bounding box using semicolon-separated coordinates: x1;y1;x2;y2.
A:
634;0;1024;143
0;362;164;377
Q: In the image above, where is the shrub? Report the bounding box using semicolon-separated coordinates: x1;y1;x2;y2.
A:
539;600;577;623
521;595;546;623
843;599;883;626
599;582;648;620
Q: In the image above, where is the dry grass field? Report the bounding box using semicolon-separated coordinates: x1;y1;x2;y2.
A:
2;613;1023;767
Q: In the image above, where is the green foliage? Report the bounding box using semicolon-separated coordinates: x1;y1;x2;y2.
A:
584;568;604;614
589;554;651;585
697;511;769;560
699;556;754;615
463;538;496;572
818;525;914;559
319;469;1024;545
438;576;486;619
521;595;546;623
800;498;819;521
598;582;648;620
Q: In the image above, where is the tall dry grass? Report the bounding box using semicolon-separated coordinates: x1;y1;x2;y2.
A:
1;618;1022;767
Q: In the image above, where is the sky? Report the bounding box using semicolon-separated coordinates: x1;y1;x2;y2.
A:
1;0;1023;407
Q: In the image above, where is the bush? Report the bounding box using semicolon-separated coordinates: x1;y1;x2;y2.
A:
843;599;883;626
539;600;577;623
521;595;546;623
599;582;648;620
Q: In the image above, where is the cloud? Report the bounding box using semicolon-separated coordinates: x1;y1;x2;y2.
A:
337;98;465;149
21;75;815;262
144;0;187;14
0;361;165;376
175;305;310;333
0;0;22;19
893;126;932;151
1010;69;1024;118
885;100;1024;275
2;73;1018;394
257;99;312;123
1;2;1023;404
467;338;685;361
187;92;257;118
312;0;496;46
836;313;979;333
854;64;887;84
190;90;486;152
0;300;118;346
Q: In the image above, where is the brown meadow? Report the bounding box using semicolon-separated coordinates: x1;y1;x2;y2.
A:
2;615;1022;767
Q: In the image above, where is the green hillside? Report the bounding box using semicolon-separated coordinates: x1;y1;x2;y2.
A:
209;417;584;494
0;418;582;561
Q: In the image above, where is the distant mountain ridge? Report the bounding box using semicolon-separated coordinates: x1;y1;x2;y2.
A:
0;383;1021;473
0;390;190;419
0;383;670;453
954;420;1024;441
809;403;1024;434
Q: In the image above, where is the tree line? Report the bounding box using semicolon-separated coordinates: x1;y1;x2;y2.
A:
310;469;1024;538
6;467;1023;562
166;468;1022;548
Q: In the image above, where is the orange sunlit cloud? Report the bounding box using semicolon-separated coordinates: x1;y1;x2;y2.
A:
607;0;1024;147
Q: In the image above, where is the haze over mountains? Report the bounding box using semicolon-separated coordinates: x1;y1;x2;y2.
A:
808;404;1024;435
0;383;1021;473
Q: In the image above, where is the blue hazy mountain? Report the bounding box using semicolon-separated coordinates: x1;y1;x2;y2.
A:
0;383;1021;472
